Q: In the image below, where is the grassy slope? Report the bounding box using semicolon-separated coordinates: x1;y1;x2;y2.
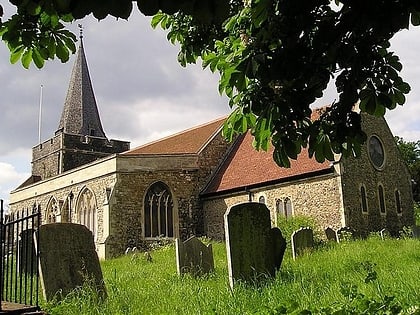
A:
42;238;420;314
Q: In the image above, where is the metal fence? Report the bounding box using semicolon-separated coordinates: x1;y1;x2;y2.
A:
0;199;41;311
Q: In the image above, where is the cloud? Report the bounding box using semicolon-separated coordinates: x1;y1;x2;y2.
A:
0;161;30;204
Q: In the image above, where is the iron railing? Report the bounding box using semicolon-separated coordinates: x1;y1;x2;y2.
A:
0;200;41;311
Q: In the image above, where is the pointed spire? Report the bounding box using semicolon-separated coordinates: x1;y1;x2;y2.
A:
57;27;106;138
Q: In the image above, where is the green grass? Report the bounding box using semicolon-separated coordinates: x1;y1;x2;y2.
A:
41;238;420;314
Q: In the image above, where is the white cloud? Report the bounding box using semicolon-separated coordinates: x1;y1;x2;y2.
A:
0;162;30;205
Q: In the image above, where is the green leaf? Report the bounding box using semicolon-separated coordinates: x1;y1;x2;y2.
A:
32;47;45;69
56;39;69;62
411;11;420;26
10;46;24;64
21;48;33;69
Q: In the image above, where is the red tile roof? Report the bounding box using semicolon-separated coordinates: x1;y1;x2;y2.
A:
123;117;226;155
202;132;333;195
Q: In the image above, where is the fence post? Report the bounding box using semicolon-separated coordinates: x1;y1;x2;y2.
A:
0;199;4;311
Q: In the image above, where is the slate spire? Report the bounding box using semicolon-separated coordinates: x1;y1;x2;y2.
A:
57;31;106;138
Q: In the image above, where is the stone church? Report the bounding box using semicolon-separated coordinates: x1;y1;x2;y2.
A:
9;39;414;259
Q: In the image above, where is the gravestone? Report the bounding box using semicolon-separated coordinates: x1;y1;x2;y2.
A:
35;223;106;301
325;227;338;242
291;227;314;260
337;226;355;242
175;236;214;276
380;228;390;240
18;229;37;274
225;202;286;288
412;225;420;239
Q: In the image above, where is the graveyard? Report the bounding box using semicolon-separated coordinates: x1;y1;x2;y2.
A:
36;217;419;315
38;236;419;315
2;202;419;314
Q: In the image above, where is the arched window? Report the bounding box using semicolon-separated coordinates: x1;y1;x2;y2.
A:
258;195;266;204
395;190;402;214
285;198;293;218
275;197;293;220
276;199;284;216
360;185;368;213
378;185;386;214
144;182;174;238
45;197;60;223
76;188;97;237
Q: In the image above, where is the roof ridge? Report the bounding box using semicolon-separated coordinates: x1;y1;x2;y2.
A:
128;116;227;152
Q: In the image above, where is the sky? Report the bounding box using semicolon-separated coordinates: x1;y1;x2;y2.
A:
1;7;420;207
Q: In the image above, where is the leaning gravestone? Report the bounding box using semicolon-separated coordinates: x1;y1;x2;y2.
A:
225;202;286;288
325;227;338;242
18;229;37;274
175;236;214;276
35;223;106;301
291;227;314;260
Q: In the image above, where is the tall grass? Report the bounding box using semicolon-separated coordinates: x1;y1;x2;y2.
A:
42;238;420;314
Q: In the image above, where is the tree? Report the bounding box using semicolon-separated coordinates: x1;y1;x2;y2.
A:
1;0;420;167
395;136;420;203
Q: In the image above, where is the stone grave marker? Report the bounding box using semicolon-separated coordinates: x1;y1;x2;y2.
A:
412;225;420;239
325;227;338;242
19;229;37;274
337;226;355;242
225;202;286;288
175;236;214;276
35;223;106;301
380;228;390;240
291;227;314;260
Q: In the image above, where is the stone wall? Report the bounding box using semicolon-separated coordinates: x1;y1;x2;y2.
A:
341;114;414;236
32;132;129;180
203;173;343;240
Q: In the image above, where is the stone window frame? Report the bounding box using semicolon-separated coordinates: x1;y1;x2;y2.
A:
45;196;60;224
75;186;98;239
255;192;267;205
275;197;293;220
143;181;175;239
367;134;386;171
394;189;402;216
378;184;386;215
360;184;368;214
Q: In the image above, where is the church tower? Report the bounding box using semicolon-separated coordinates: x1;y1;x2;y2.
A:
31;33;130;180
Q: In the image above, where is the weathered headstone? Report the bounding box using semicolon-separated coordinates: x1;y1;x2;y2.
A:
225;202;286;288
325;227;338;242
18;229;37;274
291;227;314;260
175;236;214;276
380;228;390;240
337;226;355;242
35;223;106;301
412;225;420;239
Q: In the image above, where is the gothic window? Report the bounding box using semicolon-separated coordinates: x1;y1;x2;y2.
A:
45;197;60;223
76;188;97;237
395;190;402;215
360;185;368;213
378;185;386;214
276;199;284;216
258;195;266;204
144;182;174;238
285;198;293;218
275;197;293;219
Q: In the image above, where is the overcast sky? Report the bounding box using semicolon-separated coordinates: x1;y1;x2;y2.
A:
1;8;420;206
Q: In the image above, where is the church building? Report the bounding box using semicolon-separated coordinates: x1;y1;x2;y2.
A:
9;38;414;259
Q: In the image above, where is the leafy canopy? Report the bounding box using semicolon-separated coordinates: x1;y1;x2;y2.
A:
1;0;419;167
395;136;420;202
